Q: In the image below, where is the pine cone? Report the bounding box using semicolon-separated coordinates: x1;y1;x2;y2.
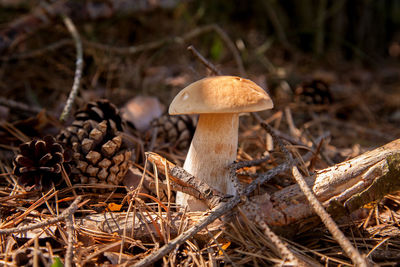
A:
294;79;333;105
58;99;133;189
151;114;197;149
12;136;71;191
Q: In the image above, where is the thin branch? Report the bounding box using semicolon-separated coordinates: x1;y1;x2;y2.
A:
0;196;82;235
230;155;270;170
256;114;368;266
187;45;222;75
256;113;368;266
59;16;83;122
291;166;368;267
65;214;75;267
132;162;291;267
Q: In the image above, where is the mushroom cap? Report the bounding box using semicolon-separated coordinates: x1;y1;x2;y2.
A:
169;76;273;115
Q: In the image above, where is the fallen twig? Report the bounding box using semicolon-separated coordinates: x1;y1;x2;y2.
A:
261;113;367;266
187;45;222;75
132;161;291;266
0;196;82;235
59;16;83;122
65;214;75;267
292;166;368;267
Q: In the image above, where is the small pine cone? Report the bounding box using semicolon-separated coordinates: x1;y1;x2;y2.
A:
294;79;333;105
12;136;71;191
151;114;197;149
58;99;133;189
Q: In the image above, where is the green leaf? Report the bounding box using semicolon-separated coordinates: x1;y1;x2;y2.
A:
51;257;64;267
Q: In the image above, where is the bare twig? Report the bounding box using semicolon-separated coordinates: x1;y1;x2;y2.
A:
238;205;303;266
0;196;82;235
230;155;270;170
59;16;83;122
187;45;222;75
259;112;368;266
291;167;368;267
132;162;292;266
256;113;367;265
65;214;75;267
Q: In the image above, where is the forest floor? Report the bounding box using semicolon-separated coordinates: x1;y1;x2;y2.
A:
0;2;400;266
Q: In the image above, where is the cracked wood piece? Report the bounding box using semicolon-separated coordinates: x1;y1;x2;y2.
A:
249;138;400;226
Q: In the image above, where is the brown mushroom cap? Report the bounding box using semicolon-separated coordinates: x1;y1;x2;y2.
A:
169;76;273;115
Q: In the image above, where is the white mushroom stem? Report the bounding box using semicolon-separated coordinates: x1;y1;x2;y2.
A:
176;113;238;211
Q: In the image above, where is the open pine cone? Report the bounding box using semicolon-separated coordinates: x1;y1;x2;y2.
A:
58;99;133;189
151;114;197;150
12;136;71;191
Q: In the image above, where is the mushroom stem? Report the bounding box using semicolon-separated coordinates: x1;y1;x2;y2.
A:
176;113;238;211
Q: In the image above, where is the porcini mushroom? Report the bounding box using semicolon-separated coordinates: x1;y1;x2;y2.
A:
169;76;273;211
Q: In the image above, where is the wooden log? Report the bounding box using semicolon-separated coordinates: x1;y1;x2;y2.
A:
247;139;400;226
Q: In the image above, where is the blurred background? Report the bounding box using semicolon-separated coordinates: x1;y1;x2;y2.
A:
0;0;399;149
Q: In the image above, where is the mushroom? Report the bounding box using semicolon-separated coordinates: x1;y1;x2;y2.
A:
169;76;273;211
